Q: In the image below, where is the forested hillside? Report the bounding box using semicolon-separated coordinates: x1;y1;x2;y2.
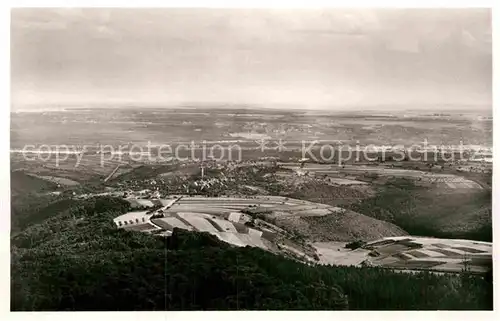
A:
11;196;493;310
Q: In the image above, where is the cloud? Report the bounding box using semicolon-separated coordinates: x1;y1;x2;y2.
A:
10;8;491;107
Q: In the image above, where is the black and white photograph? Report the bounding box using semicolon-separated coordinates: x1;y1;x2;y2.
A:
9;6;493;312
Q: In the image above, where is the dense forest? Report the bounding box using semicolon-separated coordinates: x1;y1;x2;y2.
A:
11;195;493;310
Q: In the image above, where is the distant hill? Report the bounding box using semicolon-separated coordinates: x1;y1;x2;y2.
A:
10;170;59;197
348;178;492;242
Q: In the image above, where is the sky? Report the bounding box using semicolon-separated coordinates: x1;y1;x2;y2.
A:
11;8;492;110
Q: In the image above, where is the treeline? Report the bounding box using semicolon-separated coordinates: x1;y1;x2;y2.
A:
11;196;492;310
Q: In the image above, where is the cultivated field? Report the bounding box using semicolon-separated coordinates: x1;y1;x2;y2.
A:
314;236;492;274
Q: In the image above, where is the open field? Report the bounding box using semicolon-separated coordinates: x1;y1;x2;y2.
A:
269;163;491;242
10;152;141;183
347;178;492;242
